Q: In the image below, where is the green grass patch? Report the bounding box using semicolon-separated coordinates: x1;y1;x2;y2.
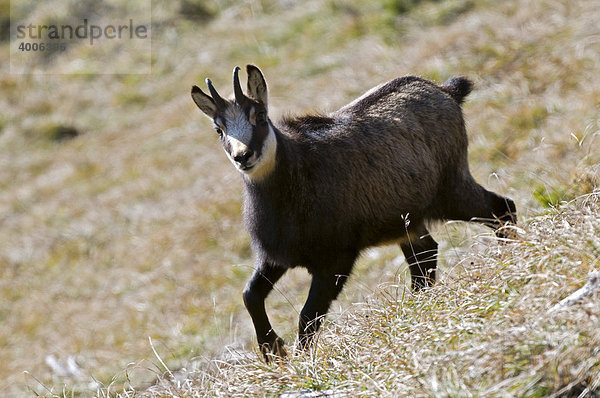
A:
26;122;80;143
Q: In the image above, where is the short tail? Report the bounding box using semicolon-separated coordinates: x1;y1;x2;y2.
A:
440;77;473;105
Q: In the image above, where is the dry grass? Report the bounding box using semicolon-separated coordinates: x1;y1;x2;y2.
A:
0;0;599;396
140;191;600;397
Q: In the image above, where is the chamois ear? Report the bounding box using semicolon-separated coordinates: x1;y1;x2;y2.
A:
246;65;268;108
191;85;217;118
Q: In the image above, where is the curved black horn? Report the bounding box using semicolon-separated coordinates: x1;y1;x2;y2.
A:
233;66;245;104
205;78;227;109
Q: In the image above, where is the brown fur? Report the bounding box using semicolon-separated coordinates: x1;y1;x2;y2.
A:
191;67;517;362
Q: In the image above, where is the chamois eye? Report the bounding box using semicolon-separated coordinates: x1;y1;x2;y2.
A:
214;126;224;136
256;111;267;125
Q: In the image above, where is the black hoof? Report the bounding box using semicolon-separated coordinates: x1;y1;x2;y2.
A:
260;335;287;363
411;273;435;291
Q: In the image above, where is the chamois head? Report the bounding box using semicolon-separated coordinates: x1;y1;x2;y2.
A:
191;65;277;180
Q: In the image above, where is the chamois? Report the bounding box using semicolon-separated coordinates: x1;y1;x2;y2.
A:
191;65;516;362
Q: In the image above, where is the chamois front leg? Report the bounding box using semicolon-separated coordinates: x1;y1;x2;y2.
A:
298;263;352;351
243;262;287;362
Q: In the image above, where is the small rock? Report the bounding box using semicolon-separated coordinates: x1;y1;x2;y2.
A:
45;354;84;378
549;271;600;312
280;389;338;398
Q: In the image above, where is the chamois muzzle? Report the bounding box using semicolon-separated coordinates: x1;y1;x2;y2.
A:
233;149;255;169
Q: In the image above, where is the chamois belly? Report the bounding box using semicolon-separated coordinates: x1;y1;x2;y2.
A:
250;208;420;269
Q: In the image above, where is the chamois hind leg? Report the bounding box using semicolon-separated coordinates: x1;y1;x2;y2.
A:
298;254;355;351
243;262;287;363
445;176;517;236
399;221;438;290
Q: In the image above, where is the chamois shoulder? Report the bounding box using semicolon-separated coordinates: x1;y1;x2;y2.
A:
279;114;337;138
281;114;335;130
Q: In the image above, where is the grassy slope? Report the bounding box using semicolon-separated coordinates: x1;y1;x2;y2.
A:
146;192;600;397
0;0;598;396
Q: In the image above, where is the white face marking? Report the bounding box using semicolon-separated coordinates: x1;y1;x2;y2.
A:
219;105;277;180
224;105;253;147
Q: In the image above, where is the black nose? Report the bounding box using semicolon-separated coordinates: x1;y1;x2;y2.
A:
233;149;254;165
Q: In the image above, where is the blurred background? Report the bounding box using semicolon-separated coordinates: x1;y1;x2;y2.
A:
0;0;598;395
